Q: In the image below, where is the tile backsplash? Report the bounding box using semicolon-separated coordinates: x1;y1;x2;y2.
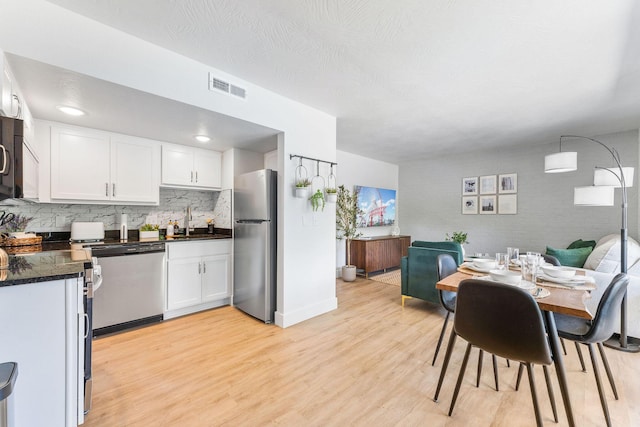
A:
0;188;232;233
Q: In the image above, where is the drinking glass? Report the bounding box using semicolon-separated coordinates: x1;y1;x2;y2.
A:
495;253;509;270
507;247;519;269
523;253;540;284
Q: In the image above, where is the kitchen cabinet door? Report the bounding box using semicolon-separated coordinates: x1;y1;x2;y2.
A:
22;142;39;200
51;126;111;200
161;143;193;186
193;148;222;188
166;258;202;310
201;254;231;302
111;136;160;204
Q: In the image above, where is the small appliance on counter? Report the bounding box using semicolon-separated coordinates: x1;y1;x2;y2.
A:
70;222;105;243
119;214;128;241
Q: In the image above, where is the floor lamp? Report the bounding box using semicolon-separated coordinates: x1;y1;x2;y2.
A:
545;135;639;352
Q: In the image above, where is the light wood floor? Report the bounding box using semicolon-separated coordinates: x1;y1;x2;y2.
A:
84;278;640;426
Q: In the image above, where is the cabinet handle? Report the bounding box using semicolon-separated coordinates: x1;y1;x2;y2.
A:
0;146;7;174
112;183;116;197
203;263;206;274
198;262;201;274
195;171;198;183
105;183;109;197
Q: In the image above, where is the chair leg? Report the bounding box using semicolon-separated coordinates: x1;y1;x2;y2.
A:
506;359;511;368
433;328;457;402
526;363;544;427
401;295;412;307
574;341;586;372
492;354;499;391
543;365;559;423
597;342;619;400
560;337;567;355
432;312;451;366
448;343;473;417
477;349;484;387
588;343;612;427
516;363;524;390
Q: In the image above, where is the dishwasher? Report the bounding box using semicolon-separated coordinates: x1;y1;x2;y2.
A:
90;242;165;336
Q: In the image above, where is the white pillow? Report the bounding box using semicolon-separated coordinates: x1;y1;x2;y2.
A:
584;234;640;273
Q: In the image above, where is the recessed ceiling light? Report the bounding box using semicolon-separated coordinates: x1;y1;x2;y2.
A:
195;135;210;143
57;105;85;116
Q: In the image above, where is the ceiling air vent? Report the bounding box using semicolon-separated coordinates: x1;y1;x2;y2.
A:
208;73;247;99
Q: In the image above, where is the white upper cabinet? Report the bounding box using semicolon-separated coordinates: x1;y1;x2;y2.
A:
50;125;160;204
161;142;221;189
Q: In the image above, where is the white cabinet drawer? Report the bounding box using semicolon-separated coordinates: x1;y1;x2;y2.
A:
166;239;231;259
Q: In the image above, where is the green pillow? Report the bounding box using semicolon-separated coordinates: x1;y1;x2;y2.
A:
567;239;597;250
545;246;593;268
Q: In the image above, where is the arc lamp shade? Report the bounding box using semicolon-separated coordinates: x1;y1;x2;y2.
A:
544;151;577;173
594;167;634;188
574;186;615;206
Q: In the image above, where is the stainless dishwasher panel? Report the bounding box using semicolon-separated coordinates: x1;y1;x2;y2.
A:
92;251;165;333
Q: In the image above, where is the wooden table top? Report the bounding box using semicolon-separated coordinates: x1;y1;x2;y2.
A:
436;271;594;319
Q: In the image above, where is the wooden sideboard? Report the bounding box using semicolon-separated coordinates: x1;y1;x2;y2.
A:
351;235;411;278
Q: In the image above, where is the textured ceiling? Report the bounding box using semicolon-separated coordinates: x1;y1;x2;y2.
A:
44;0;640;162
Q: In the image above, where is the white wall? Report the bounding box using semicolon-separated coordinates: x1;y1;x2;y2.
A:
336;151;399;271
399;130;639;255
0;0;337;328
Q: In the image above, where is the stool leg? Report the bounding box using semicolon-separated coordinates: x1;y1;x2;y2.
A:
432;312;451;366
574;342;586;372
433;328;457;402
588;343;612;427
449;343;472;417
543;365;558;423
597;342;618;400
526;363;544;427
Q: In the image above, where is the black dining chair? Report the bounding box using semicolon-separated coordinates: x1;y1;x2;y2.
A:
448;279;557;427
553;273;629;427
542;254;561;266
432;254;501;390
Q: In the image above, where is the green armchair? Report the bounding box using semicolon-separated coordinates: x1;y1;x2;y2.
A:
400;241;463;306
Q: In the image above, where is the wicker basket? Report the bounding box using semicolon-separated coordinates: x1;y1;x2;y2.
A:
0;235;43;248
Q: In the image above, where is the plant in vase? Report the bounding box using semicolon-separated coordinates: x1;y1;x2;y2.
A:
295;178;311;198
325;187;337;203
140;223;160;240
309;189;325;212
445;231;469;256
0;214;33;238
336;185;362;282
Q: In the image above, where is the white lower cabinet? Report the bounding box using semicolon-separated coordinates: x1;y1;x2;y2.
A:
165;240;231;319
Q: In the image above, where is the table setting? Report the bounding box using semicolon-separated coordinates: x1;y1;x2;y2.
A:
460;248;596;297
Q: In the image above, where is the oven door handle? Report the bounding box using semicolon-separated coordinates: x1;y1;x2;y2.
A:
84;313;90;339
0;145;8;174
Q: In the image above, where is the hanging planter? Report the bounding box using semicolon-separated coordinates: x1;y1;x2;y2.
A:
294;159;310;198
325;165;337;203
309;161;326;211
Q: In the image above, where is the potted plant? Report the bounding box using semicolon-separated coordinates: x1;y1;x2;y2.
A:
325;187;337;203
309;189;325;212
336;185;362;281
295;178;311;198
140;223;160;240
446;231;469;256
1;214;33;238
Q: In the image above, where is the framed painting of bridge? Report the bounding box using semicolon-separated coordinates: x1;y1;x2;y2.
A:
354;185;397;227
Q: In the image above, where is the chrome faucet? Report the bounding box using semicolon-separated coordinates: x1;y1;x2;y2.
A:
185;206;192;236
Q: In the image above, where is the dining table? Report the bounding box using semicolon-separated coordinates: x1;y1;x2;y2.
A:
435;270;594;427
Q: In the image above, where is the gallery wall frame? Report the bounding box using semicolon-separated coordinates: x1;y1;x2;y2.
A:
499;173;517;193
479;195;497;214
462;196;478;214
498;194;517;214
462;177;478;195
479;175;497;194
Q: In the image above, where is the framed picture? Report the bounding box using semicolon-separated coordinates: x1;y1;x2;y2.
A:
479;175;497;194
479;195;497;214
498;194;517;214
499;173;517;193
462;196;478;214
462;177;478;195
354;186;397;227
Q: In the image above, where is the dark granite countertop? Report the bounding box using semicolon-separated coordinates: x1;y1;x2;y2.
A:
0;250;89;287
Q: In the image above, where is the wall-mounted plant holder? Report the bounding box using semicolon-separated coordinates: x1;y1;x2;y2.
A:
310;161;326;211
294;158;310;199
325;165;337;203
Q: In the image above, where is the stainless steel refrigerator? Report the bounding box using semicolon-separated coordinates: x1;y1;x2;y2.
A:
233;169;277;323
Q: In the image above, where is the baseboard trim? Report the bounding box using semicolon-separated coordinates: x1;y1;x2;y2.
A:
274;296;338;328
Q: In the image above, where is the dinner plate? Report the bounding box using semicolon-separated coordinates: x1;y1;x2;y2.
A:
537;273;593;287
461;262;495;273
